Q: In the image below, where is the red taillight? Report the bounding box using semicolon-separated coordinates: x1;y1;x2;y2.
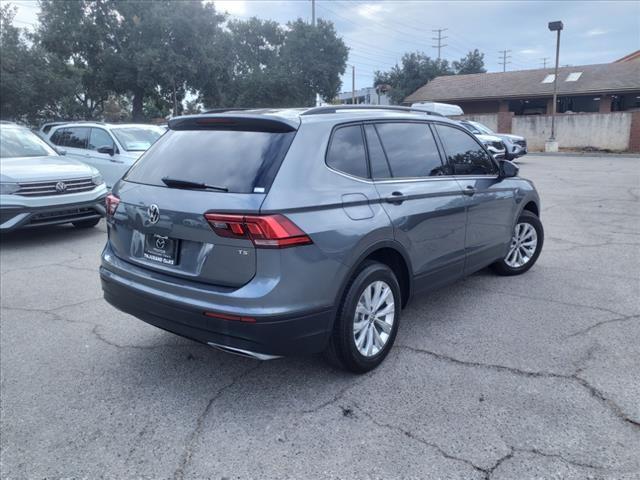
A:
204;213;312;248
203;311;256;323
106;193;120;218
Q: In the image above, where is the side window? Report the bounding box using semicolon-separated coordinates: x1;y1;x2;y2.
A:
88;128;114;151
363;124;391;179
65;127;89;149
326;125;368;178
375;122;445;178
49;128;64;146
436;124;498;175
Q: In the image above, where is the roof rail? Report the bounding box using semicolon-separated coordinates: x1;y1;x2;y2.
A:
300;105;444;117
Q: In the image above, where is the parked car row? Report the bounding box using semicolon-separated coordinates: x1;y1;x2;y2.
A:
1;121;165;232
410;102;528;161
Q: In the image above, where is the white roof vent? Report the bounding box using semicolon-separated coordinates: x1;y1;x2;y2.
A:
541;74;555;83
566;72;583;82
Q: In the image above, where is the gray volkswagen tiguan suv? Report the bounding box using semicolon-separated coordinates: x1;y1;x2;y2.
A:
100;106;543;372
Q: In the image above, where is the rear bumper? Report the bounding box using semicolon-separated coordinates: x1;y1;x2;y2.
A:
100;266;334;357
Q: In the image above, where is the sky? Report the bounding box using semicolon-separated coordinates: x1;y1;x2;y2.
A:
7;0;640;93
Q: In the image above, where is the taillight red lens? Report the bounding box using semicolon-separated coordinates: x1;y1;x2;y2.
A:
204;213;312;248
106;193;120;218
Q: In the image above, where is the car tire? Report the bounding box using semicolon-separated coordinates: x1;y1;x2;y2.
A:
491;210;543;276
72;218;101;229
324;261;401;373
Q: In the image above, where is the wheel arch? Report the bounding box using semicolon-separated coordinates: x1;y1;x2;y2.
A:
335;241;413;311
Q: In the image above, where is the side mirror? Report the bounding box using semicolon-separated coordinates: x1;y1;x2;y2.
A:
56;148;67;156
498;159;519;178
97;145;115;156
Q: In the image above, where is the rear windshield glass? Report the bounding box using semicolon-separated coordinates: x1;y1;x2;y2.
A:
124;129;295;193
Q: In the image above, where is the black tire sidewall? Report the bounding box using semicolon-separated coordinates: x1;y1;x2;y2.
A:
334;262;401;372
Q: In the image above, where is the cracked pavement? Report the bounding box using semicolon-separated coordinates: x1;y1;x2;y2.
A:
1;154;639;479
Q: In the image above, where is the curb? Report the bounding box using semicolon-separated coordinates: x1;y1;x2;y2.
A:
526;152;640;158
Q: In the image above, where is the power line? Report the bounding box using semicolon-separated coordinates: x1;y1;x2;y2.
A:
498;49;512;72
540;57;550;68
431;28;448;60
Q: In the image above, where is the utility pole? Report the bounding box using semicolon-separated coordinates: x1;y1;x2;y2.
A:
311;0;315;26
431;28;448;60
352;65;356;105
540;57;549;68
498;49;512;72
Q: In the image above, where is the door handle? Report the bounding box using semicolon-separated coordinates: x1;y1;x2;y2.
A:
385;191;406;204
463;186;476;196
109;158;124;163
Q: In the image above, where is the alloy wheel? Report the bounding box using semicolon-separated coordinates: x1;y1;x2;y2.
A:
505;222;538;268
353;280;395;357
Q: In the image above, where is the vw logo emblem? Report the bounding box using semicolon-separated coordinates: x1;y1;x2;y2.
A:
148;204;160;224
55;181;67;193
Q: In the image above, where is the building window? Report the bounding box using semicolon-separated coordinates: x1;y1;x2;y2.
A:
541;74;555;83
565;72;583;82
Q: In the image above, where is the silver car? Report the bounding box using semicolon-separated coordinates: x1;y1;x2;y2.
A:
460;120;527;161
101;106;543;372
47;122;165;189
0;122;107;231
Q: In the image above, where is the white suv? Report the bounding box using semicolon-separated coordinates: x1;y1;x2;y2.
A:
0;122;107;231
47;122;165;188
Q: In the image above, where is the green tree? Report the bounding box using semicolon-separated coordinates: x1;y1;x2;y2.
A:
38;0;226;121
0;4;78;122
453;49;486;75
374;52;453;105
199;17;348;108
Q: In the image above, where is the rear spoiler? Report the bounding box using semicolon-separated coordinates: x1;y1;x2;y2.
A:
168;114;299;133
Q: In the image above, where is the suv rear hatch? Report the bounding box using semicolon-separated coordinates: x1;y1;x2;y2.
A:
106;114;298;288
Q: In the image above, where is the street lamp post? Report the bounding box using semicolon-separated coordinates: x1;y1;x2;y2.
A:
545;20;563;152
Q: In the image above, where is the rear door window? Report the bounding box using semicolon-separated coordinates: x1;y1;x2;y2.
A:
124;129;295;193
64;127;89;149
374;122;445;178
435;124;498;175
326;125;368;178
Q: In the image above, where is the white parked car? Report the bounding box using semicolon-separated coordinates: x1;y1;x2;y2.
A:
47;122;165;188
0;122;107;231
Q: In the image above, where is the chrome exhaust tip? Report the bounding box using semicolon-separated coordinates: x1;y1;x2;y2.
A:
207;342;282;361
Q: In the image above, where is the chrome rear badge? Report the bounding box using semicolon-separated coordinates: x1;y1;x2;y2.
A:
148;204;160;224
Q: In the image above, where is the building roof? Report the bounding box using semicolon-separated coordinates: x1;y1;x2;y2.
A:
614;50;640;63
404;60;640;103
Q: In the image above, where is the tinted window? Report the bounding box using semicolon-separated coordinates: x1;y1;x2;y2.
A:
64;127;89;149
125;129;295;193
50;129;64;145
88;128;114;150
326;125;368;178
375;122;445;178
364;124;391;179
436;124;497;175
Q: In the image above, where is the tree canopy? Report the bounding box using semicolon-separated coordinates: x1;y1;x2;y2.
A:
375;49;486;105
1;1;348;123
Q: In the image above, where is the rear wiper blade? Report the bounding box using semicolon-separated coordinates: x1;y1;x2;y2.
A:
161;177;228;192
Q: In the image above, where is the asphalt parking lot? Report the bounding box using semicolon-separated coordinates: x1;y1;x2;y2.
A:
1;154;639;479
